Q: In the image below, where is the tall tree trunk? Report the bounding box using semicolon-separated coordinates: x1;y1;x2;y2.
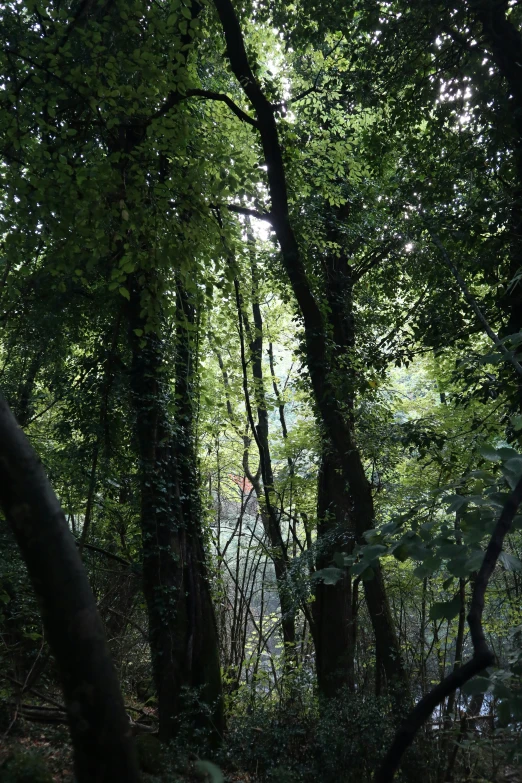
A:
0;397;140;783
127;276;223;743
213;0;408;698
312;242;358;696
173;273;224;735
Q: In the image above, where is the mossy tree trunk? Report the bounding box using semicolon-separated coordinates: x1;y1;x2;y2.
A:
127;272;223;744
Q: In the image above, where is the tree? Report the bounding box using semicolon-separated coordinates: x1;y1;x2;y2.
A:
210;0;408;698
0;398;140;783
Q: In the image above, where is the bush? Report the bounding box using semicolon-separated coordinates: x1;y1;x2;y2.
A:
221;686;444;783
221;690;404;783
315;693;396;783
135;733;164;775
0;749;53;783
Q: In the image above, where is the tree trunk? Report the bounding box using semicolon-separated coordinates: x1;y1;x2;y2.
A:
173;273;224;736
127;275;223;743
0;397;140;783
213;0;408;699
312;451;356;695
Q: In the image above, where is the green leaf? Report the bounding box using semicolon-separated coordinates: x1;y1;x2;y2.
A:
468;470;496;482
493;681;512;700
351;560;369;577
408;543;432;561
118;287;130;301
414;564;430;579
479;445;501;462
391;542;410;562
438;543;462;559
464;550;484;572
195;761;224;783
429;595;461;622
511;414;522;432
499;552;522;571
461;676;491;696
448;555;472;578
363;528;378;542
361;544;387;561
498;447;520;461
312;566;344;585
505;456;522;474
445;495;467;513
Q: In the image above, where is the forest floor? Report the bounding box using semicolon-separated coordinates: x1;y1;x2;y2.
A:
2;719;522;783
0;723;74;781
0;720;251;783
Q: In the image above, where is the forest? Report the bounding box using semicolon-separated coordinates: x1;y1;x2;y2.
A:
1;0;522;781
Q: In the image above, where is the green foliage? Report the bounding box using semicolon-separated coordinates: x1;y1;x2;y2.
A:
135;734;164;776
2;0;522;776
221;690;438;783
0;750;53;783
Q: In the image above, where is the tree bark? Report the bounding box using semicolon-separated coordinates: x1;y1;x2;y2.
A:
0;397;140;783
127;275;223;744
313;451;356;695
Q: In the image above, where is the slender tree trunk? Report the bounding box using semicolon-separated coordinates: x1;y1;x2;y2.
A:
173;273;224;735
13;351;42;428
0;397;140;783
234;270;297;661
247;261;297;656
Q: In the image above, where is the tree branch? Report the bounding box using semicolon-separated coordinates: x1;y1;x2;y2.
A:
187;89;259;126
216;203;272;221
376;473;522;782
79;542;133;567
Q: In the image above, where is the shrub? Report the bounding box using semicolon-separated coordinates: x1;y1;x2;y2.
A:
0;749;53;783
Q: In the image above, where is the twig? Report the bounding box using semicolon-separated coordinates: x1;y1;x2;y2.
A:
106;607;148;641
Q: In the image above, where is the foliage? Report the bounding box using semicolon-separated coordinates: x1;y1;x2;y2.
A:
1;0;522;779
0;749;53;783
